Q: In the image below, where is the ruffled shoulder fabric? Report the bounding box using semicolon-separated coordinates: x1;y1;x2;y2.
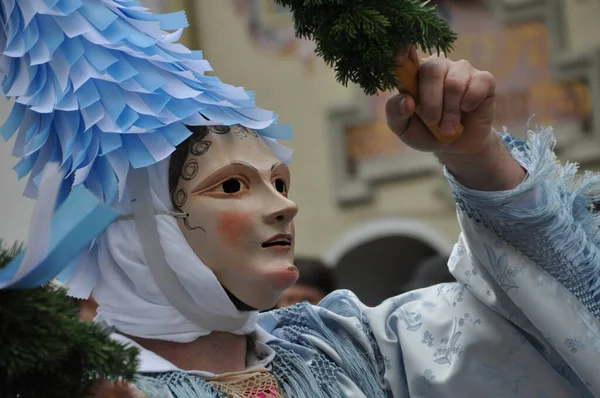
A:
0;0;292;204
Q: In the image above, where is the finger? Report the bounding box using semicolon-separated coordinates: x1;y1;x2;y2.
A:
461;71;495;113
386;94;416;136
418;57;450;126
386;94;441;151
409;109;445;150
440;60;474;137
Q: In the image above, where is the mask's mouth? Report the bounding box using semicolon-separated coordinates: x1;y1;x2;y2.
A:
262;234;293;248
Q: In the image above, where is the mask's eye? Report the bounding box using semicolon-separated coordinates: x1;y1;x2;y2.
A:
220;178;247;194
273;178;288;196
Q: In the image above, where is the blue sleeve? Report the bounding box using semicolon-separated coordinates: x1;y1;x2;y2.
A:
444;128;600;318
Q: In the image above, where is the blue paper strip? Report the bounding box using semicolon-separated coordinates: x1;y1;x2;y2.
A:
115;106;139;131
44;0;60;8
258;124;294;141
14;153;37;179
78;2;119;32
38;15;65;56
101;17;129;44
122;134;155;168
81;39;118;72
106;55;138;82
74;79;101;108
55;0;83;15
1;57;19;96
22;17;40;55
159;122;191;146
25;61;48;101
8;186;118;289
129;57;166;92
137;92;170;114
94;156;118;203
4;17;24;56
133;114;164;130
62;36;85;66
121;9;189;31
166;98;200;119
23;120;50;156
82;167;102;199
95;80;126;121
0;103;26;141
99;130;122;155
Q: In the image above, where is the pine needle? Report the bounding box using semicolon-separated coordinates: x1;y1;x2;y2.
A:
0;240;139;398
274;0;457;95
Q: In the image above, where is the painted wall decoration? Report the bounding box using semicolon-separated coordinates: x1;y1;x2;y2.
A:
232;0;317;68
330;0;597;206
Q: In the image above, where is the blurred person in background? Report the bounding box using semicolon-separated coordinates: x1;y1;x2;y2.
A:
401;255;455;293
278;257;336;307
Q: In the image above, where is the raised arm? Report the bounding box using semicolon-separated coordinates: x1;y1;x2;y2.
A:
384;48;600;396
386;47;600;318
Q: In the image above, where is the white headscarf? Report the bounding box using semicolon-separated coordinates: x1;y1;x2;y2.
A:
65;137;293;342
94;159;257;342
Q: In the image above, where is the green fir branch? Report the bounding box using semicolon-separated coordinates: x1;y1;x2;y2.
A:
274;0;457;95
0;240;139;398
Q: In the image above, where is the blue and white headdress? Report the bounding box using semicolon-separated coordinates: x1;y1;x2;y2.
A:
0;0;292;339
0;0;291;205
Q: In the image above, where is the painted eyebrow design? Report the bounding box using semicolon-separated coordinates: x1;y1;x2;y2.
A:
234;161;258;173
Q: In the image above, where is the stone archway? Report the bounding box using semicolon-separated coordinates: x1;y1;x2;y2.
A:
323;219;454;306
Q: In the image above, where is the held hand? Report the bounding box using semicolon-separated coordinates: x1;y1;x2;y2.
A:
386;46;495;155
386;46;525;191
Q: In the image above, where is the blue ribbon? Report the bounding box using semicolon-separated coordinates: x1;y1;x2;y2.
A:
0;186;117;289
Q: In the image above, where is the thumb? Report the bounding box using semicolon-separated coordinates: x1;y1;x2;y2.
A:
385;94;415;137
385;94;444;151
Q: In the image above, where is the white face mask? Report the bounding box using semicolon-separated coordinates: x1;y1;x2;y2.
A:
174;126;299;310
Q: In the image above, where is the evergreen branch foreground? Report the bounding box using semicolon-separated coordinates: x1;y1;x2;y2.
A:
274;0;457;95
0;240;139;398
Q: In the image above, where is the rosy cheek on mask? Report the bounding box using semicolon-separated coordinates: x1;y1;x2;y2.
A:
217;210;250;245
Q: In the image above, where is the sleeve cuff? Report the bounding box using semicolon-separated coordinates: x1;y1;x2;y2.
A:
444;126;600;319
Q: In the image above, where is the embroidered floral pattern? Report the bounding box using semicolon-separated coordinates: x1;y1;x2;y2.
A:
459;313;481;328
433;318;464;365
421;331;434;347
483;244;524;292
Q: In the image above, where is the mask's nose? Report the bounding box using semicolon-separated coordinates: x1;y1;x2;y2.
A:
263;194;298;225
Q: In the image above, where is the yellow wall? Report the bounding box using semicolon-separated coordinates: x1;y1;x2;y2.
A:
564;0;600;51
